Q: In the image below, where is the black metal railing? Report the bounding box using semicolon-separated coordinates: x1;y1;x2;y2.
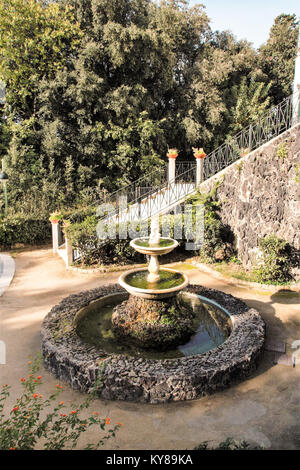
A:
204;92;299;179
96;92;300;221
175;161;196;179
94;164;168;210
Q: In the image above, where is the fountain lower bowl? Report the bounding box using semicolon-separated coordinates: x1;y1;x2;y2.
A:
118;267;189;299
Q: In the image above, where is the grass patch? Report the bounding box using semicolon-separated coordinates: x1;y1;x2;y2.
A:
170;263;198;271
211;262;293;285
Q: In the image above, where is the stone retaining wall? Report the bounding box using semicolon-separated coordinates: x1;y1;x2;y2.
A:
41;284;265;403
200;123;300;267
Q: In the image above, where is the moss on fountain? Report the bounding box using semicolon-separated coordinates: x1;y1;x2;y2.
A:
111;295;197;350
124;269;185;290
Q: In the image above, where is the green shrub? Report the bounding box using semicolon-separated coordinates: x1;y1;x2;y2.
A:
65;186;237;266
187;185;235;263
62;205;97;224
254;235;293;284
295;164;300;184
276;142;288;159
0;214;51;248
194;437;263;450
65;216;144;265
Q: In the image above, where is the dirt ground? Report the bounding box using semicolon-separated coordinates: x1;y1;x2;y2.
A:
0;247;300;450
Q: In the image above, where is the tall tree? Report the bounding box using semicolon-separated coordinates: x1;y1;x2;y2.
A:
0;0;83;118
188;31;260;151
259;14;299;104
0;0;82;212
0;81;10;160
228;77;271;133
38;0;211;195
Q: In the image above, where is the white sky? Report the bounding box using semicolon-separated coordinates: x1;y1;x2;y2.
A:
189;0;300;48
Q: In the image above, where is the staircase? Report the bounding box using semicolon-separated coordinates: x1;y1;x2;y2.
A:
53;91;300;266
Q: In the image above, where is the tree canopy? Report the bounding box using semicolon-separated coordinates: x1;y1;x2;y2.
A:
0;0;298;215
259;13;299;104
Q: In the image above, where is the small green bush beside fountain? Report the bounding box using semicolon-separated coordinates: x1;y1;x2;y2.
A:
254;234;294;284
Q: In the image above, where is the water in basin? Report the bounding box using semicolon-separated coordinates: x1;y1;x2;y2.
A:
133;238;175;248
124;269;186;290
75;293;232;360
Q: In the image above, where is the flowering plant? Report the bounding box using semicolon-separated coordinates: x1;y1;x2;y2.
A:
240;147;249;157
49;211;63;223
167;148;178;159
192;147;206;159
0;356;121;450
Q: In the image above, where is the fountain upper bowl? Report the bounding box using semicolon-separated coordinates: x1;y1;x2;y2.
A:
130;237;179;256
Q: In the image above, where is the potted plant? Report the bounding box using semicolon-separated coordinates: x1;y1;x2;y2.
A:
192;147;206;159
49;211;63;224
240;147;249;157
167;148;179;159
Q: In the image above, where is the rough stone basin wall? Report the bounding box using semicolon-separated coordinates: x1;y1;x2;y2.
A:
201;123;300;267
41;284;265;404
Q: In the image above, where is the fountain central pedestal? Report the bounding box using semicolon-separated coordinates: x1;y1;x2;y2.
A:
113;216;192;350
147;216;161;283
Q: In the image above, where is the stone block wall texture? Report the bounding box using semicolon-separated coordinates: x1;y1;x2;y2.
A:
201;123;300;267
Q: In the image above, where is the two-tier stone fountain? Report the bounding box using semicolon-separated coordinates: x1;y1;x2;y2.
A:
42;213;265;403
113;215;192;350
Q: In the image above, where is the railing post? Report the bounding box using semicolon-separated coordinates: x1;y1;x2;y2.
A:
65;236;73;269
193;149;206;186
51;221;60;254
167;149;178;182
196;158;204;186
249;124;253;151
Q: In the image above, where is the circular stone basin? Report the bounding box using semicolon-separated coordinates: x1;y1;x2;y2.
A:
41;284;265;403
118;268;189;299
75;292;232;360
130;237;178;256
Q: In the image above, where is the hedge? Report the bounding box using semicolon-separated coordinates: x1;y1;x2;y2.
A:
65;215;146;265
0;214;51;248
64;212;209;266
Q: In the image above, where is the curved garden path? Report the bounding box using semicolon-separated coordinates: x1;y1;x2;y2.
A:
0;247;299;450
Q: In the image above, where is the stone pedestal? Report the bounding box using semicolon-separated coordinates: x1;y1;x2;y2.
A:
196;158;204;186
51;221;60;254
65;236;73;269
168;157;176;182
147;255;160;282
